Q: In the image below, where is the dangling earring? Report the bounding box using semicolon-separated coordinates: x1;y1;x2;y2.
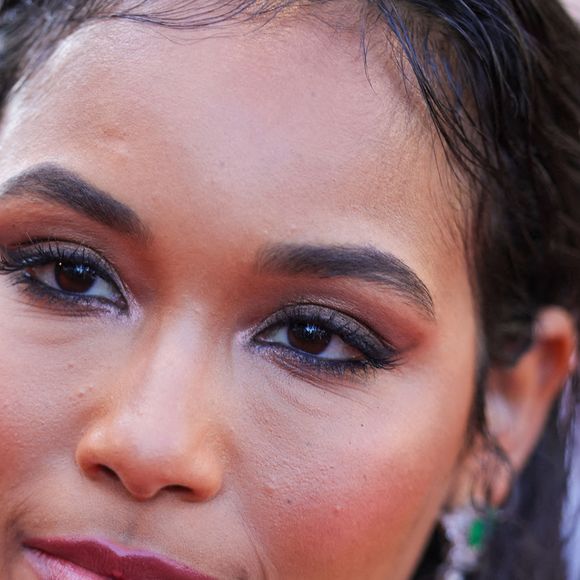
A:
437;504;496;580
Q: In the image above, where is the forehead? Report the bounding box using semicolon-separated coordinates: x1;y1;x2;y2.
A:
0;16;465;290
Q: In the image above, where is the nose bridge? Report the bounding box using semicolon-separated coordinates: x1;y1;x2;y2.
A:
76;313;226;501
133;314;215;417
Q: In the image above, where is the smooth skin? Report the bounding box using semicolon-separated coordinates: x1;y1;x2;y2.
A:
0;11;574;580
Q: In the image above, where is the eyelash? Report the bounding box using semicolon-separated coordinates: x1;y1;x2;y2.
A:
252;304;400;378
0;241;399;378
0;240;128;314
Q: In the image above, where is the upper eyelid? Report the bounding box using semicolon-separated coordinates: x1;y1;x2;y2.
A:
6;241;124;286
254;304;394;355
6;236;117;265
270;305;384;339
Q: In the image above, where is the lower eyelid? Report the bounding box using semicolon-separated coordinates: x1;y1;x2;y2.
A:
16;273;122;308
260;344;386;382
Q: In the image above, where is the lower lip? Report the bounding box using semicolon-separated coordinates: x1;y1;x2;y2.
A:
24;547;109;580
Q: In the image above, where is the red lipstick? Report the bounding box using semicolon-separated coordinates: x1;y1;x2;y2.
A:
24;537;218;580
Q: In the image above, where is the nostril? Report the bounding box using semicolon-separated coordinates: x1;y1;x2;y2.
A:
94;467;194;498
164;484;194;494
98;464;120;481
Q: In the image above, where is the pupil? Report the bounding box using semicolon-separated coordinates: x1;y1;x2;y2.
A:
55;262;97;294
287;322;331;355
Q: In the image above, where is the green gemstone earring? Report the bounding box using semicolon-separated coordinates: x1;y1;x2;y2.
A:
437;504;496;580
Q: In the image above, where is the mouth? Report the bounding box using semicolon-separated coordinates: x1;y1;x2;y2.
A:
23;537;219;580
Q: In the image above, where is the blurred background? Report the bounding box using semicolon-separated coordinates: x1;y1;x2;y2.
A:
564;1;579;571
557;2;578;578
564;0;580;20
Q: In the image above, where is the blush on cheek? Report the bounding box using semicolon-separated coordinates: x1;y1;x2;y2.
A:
236;360;473;579
251;432;457;580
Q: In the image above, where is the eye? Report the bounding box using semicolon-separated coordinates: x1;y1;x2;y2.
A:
258;320;362;360
253;304;400;376
28;260;119;302
0;240;127;313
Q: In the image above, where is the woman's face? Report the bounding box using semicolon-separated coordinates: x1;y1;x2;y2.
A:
0;16;478;580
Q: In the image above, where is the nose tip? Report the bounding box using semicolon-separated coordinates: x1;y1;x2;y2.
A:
76;423;224;502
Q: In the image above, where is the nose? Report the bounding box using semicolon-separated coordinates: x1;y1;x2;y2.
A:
75;324;226;502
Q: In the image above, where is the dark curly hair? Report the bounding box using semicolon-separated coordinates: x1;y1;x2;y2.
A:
0;1;578;578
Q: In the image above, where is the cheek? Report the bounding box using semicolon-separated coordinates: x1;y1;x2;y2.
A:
235;365;474;579
0;305;133;483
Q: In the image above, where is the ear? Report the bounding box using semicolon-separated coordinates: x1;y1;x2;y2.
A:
449;307;576;508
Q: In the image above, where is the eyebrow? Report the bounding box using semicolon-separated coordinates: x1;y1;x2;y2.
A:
0;163;148;239
258;243;435;319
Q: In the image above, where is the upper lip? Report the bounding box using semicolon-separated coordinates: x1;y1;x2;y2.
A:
24;537;219;580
